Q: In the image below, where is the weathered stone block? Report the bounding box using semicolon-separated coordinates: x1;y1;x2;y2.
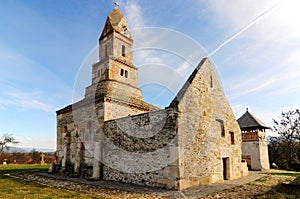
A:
199;176;210;185
163;166;179;178
155;176;174;189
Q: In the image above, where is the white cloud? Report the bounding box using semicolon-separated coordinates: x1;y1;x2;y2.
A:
14;136;55;150
124;0;145;29
123;1;165;67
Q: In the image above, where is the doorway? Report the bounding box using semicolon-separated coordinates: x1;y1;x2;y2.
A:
222;157;230;180
242;155;252;170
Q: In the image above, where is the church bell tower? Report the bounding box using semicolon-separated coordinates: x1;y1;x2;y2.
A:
87;4;156;121
92;5;138;88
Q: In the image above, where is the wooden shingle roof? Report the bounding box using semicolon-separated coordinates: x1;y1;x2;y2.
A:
237;109;270;130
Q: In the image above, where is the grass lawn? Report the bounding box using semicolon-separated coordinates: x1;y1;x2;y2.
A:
257;172;300;199
0;164;104;199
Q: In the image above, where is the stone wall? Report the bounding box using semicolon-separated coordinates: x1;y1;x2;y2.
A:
56;101;103;175
101;108;180;189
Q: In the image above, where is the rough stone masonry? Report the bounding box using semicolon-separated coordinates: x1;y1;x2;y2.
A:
55;6;248;190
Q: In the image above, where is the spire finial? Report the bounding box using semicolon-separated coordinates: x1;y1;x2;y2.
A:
246;108;249;112
114;1;119;8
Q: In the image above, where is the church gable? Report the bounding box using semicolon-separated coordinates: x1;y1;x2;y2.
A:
171;58;245;189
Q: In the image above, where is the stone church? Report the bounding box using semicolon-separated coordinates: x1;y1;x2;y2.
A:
56;5;248;190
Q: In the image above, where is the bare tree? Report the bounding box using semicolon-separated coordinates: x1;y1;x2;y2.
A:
0;134;19;157
273;109;300;168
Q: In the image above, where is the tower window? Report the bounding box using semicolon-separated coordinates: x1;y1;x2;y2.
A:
210;76;213;88
230;132;235;145
122;45;125;57
105;45;108;57
98;70;100;77
120;69;128;78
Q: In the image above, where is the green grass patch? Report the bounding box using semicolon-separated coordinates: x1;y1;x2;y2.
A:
292;175;300;185
267;172;300;177
0;164;107;198
256;172;300;199
0;164;48;181
255;176;268;183
266;172;300;185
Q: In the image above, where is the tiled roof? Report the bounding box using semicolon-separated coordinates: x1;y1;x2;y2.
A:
237;110;270;129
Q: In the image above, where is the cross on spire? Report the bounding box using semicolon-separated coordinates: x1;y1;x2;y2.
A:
114;1;119;8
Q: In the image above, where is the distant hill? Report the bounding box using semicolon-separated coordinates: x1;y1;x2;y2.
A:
4;147;55;153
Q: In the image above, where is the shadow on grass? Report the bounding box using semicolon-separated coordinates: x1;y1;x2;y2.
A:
0;164;48;179
276;184;300;197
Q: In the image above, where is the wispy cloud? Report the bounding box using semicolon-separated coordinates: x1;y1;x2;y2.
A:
124;0;145;29
209;1;282;56
123;1;164;66
0;46;72;112
206;0;300;43
0;87;55;113
230;78;276;99
202;0;300;106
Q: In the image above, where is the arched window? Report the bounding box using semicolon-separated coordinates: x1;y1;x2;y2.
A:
122;45;125;57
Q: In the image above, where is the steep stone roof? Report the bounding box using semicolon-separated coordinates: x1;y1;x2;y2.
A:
100;7;132;40
169;57;208;107
107;7;124;29
237;110;270;130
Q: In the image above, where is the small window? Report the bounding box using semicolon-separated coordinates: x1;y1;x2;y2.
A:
216;119;225;137
120;68;124;76
97;70;100;77
105;45;108;57
125;70;128;78
210;76;213;88
122;45;125;57
230;132;235;145
63;126;68;133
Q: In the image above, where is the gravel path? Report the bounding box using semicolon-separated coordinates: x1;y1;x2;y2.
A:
7;170;298;199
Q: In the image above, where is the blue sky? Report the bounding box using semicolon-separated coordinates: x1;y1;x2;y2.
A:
0;0;299;150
